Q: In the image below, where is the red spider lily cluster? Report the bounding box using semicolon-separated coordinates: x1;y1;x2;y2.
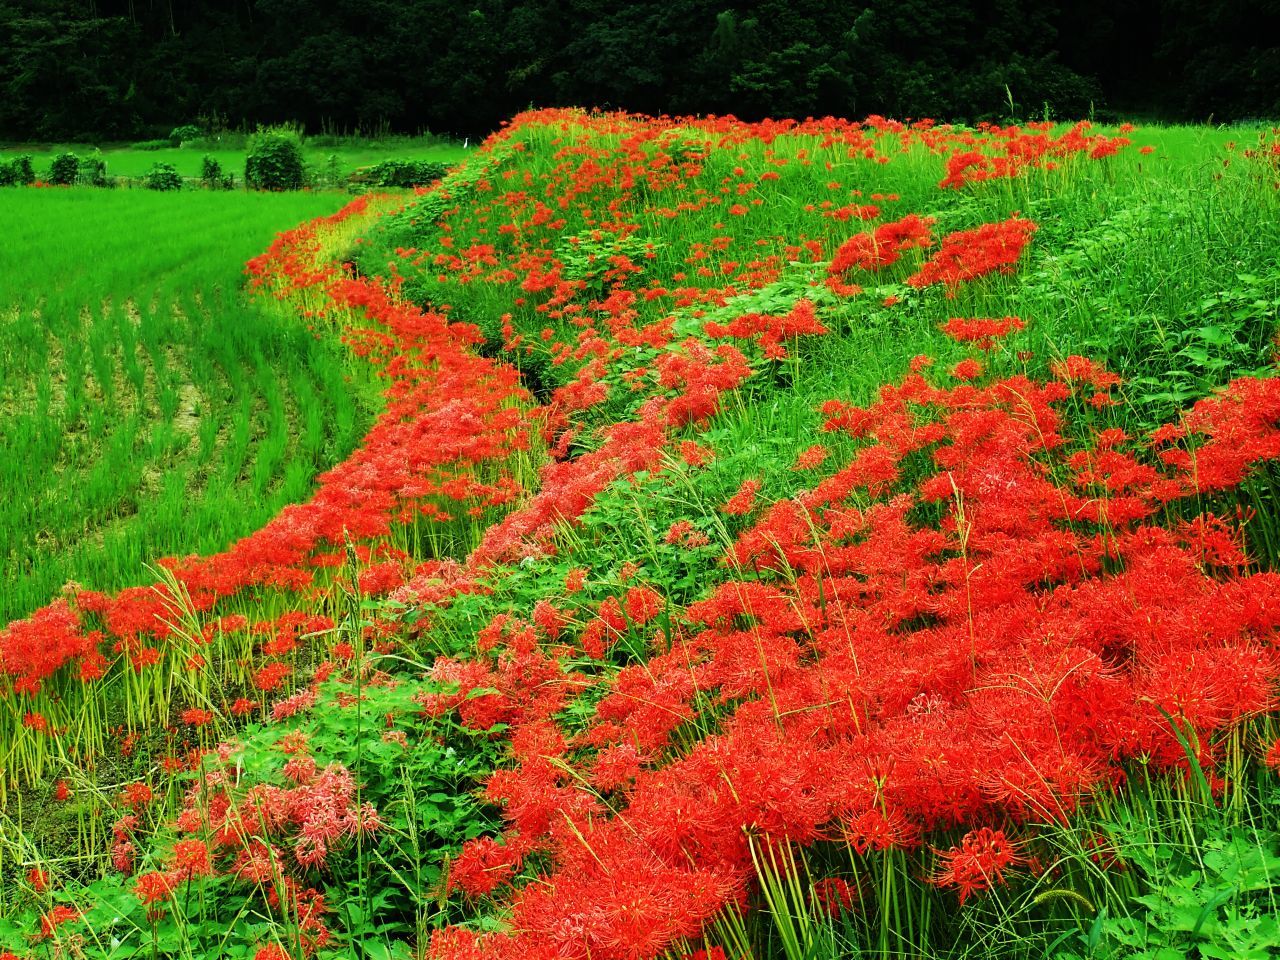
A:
1242;128;1280;188
324;111;1275;960
704;297;827;359
937;121;1133;189
905;216;1038;290
826;213;935;294
414;360;1280;960
939;315;1026;349
162;756;371;949
111;737;377;953
6;108;1279;960
0;599;100;694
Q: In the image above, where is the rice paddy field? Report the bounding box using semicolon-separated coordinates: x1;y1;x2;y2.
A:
2;113;1280;960
0;190;380;622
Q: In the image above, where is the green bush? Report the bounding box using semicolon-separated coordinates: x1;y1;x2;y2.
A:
169;123;202;146
200;154;221;186
318;152;344;189
353;158;450;188
244;125;306;191
10;155;35;185
200;155;235;190
79;151;108;187
143;161;183;191
130;139;172;151
48;152;79;185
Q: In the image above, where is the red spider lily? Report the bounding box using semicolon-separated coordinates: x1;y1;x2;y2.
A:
935;121;1132;189
812;876;860;916
120;782;153;810
181;708;214;727
447;835;522;897
665;520;711;549
255;662;293;692
1265;739;1280;770
792;445;829;470
36;905;80;940
625;585;665;625
112;841;135;875
170;839;213;880
828;213;936;284
680;441;714;467
1051;354;1121;391
133;870;175;905
704;297;828;359
27;868;49;893
231;839;284;884
0;600;91;694
931;827;1023;903
840;807;917;854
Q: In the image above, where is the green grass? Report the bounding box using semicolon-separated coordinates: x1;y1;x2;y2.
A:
0;189;380;622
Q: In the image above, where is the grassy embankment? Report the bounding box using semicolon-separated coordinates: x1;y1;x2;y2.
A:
2;116;1280;960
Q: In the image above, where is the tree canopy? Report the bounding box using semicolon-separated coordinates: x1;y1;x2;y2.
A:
0;0;1275;140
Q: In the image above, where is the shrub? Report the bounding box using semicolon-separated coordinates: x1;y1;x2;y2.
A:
0;160;15;187
319;153;344;189
11;155;35;185
48;152;79;185
200;155;235;190
80;152;108;187
169;124;202;146
353;158;450;189
200;154;221;186
244;125;306;191
130;139;172;151
143;161;183;191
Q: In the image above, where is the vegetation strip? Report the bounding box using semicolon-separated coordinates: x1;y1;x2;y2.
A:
3;111;1280;960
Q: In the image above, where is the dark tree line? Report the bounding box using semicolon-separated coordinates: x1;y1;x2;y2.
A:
1;0;1276;141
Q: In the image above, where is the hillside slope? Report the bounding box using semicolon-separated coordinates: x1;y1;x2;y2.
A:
4;111;1280;960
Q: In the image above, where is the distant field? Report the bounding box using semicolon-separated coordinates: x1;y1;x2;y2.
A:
0;189;380;621
0;137;469;181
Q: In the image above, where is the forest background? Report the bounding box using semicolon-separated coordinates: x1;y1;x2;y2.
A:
2;0;1277;143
